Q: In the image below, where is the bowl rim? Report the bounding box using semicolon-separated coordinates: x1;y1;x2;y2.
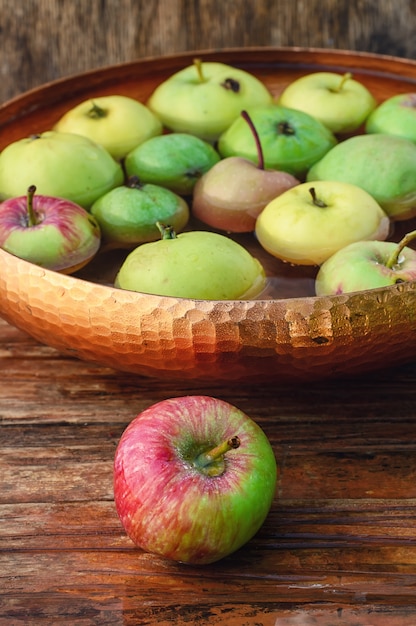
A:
0;245;413;309
3;44;416;129
3;44;416;107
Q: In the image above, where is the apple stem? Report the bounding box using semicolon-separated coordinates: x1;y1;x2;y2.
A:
194;436;241;477
156;221;177;239
386;230;416;269
26;185;39;226
241;110;265;170
334;72;353;92
88;101;107;119
193;58;206;83
308;187;327;208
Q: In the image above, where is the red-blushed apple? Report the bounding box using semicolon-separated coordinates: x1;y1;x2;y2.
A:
278;71;377;134
113;395;277;565
0;185;101;273
192;110;299;233
255;181;390;266
315;229;416;296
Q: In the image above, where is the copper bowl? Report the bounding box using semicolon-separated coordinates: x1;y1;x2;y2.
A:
1;47;416;383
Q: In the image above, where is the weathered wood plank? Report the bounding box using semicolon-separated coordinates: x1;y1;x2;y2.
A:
2;310;416;619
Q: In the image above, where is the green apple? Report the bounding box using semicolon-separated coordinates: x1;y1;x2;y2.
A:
307;133;416;220
0;185;101;273
0;131;124;209
146;58;273;142
365;93;416;143
124;132;221;195
315;230;416;295
217;104;337;178
192;110;299;232
255;180;390;266
53;95;163;160
115;225;267;299
278;72;377;134
90;176;189;250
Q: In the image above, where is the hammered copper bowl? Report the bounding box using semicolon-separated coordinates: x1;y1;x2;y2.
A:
1;47;416;383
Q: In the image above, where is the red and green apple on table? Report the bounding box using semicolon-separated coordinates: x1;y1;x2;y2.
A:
113;394;278;565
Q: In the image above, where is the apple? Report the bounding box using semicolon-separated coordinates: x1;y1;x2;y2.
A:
146;58;273;142
113;395;277;565
217;104;337;179
0;131;124;209
115;224;267;299
53;94;163;160
315;230;416;295
90;176;190;250
192;110;299;232
255;181;390;266
124;132;221;195
278;71;377;134
0;185;101;273
307;133;416;221
365;93;416;143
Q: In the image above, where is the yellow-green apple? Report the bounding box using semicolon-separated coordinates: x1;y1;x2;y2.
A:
124;132;221;195
53;95;163;161
255;180;390;266
0;185;101;273
113;395;277;565
192;110;299;232
365;93;416;143
115;224;266;299
90;176;189;250
146;58;273;142
0;131;124;209
315;230;416;295
278;71;377;134
307;133;416;220
217;104;337;179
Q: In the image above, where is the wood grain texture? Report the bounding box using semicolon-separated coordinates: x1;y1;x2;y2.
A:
2;314;416;623
1;0;416;101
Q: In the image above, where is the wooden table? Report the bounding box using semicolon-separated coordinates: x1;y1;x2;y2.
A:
2;312;416;624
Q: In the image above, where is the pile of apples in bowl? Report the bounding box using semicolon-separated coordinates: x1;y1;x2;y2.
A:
1;47;416;383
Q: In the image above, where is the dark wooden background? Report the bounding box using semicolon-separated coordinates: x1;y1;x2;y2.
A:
1;0;416;103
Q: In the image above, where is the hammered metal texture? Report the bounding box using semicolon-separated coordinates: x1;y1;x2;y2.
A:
1;248;416;382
